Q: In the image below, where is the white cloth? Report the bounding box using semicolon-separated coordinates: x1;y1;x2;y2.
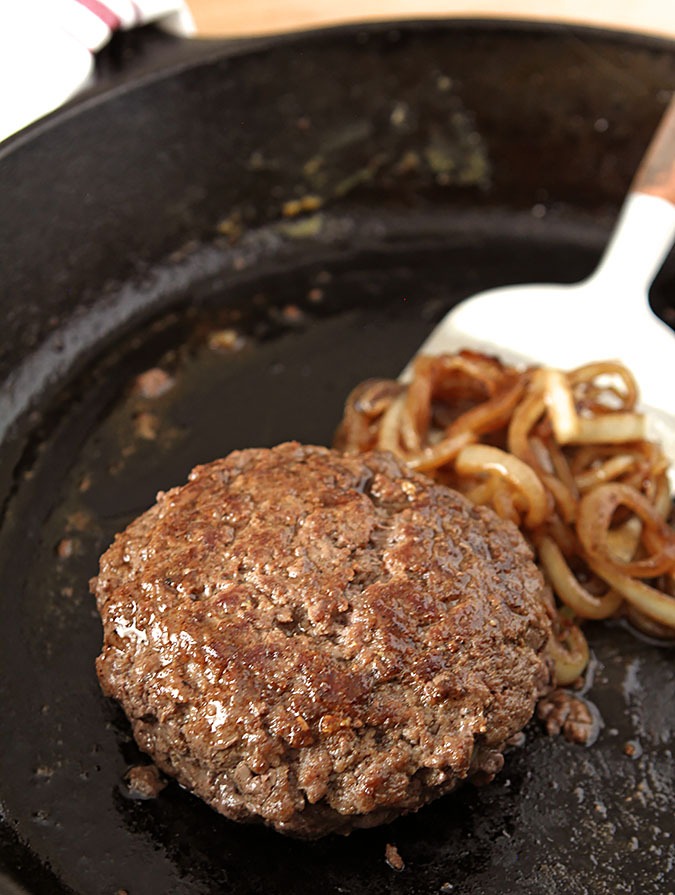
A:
0;0;194;143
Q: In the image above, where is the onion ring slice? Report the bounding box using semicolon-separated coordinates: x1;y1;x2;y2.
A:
542;368;579;443
572;414;646;444
575;454;636;491
456;444;548;527
407;430;476;472
568;361;639;411
586;555;675;628
446;375;525;439
546;619;590;686
377;393;407;455
577;483;675;578
537;535;623;619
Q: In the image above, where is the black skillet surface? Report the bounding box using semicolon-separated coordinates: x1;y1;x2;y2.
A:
1;20;675;895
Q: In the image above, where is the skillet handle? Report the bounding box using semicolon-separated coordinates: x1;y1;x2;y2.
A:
632;93;675;205
591;93;675;295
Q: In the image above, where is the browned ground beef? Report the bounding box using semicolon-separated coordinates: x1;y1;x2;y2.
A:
93;442;553;837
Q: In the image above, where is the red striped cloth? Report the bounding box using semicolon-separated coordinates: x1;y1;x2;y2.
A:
1;0;194;142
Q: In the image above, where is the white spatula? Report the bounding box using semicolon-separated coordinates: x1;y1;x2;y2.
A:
404;96;675;464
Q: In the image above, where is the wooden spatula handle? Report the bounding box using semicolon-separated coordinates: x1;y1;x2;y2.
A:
632;93;675;205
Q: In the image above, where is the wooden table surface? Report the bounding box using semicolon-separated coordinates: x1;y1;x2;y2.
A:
188;0;675;40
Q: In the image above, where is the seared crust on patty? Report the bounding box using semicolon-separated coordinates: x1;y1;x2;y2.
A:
93;442;553;837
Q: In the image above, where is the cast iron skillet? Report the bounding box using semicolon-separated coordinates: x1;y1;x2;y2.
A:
1;20;674;895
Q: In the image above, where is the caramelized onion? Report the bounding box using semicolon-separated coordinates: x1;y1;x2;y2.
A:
545;512;580;558
491;483;521;525
624;605;675;641
377;394;407;455
573;414;646;444
586;556;675;628
456;444;548;527
546;620;590;686
407;431;476;472
575;454;636;491
605;516;642;562
507;383;546;467
434;351;510;400
334;351;675;661
541;473;578;525
402;356;435;449
568;361;639;411
547;437;579;498
543;368;579;443
537;535;622;619
577;483;675;578
446;375;525;439
336;379;403;452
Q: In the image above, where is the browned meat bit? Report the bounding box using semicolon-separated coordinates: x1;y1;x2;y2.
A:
469;748;506;786
133;368;174;399
94;442;553;837
281;303;304;322
55;537;75;559
537;689;596;745
281;196;321;218
124;764;166;800
207;329;244;352
133;411;159;441
623;740;643;758
385;842;405;871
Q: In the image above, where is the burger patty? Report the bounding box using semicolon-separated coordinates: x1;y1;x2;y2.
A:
93;442;553;837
